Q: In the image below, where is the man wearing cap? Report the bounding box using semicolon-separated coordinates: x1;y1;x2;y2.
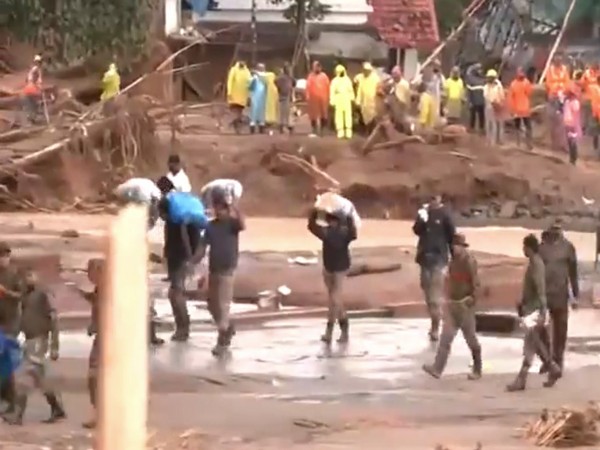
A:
465;63;486;134
538;220;579;375
0;242;24;414
22;55;44;124
483;69;505;146
413;195;456;342
422;233;482;380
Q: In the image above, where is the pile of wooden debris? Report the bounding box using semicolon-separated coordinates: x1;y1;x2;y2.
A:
523;403;600;447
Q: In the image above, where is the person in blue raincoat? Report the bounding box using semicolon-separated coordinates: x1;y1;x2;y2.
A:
248;63;268;134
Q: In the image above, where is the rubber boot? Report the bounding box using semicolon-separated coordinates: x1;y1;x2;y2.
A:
211;329;230;357
2;393;26;426
149;321;165;346
506;362;530;392
321;321;335;344
42;392;66;423
258;125;266;134
468;348;482;380
249;125;256;134
543;362;562;388
428;318;440;342
222;324;236;347
337;318;349;344
422;363;442;379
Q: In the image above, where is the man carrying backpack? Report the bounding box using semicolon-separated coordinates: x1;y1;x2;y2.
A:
159;194;205;342
198;198;245;357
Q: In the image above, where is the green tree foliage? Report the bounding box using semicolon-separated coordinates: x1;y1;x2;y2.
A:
267;0;331;25
435;0;473;37
0;0;158;67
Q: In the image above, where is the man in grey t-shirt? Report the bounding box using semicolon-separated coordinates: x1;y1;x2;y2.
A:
199;200;245;357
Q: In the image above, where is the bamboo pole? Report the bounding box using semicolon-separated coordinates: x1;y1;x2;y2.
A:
417;0;489;76
538;0;578;83
96;205;149;450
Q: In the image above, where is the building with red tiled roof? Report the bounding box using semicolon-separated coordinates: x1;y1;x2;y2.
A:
369;0;440;49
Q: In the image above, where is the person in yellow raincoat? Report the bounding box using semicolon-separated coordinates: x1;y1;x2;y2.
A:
101;63;120;116
354;62;380;132
227;61;251;133
264;70;279;129
330;65;354;139
418;83;436;131
101;63;120;101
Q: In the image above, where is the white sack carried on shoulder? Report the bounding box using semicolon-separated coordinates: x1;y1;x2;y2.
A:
114;178;161;204
314;192;361;228
201;179;243;205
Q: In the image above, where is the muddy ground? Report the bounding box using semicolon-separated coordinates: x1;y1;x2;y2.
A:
4;213;598;319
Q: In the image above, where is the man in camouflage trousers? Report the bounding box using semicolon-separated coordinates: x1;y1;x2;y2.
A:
422;233;482;380
0;242;23;414
539;220;578;375
507;234;561;392
3;268;65;425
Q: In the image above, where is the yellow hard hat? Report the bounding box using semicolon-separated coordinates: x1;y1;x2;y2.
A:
486;69;498;78
363;62;373;71
335;64;346;75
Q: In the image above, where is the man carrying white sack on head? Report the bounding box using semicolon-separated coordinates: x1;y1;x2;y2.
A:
113;176;165;346
200;179;244;211
314;188;361;229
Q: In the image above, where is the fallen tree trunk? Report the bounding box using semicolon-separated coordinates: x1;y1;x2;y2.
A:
348;262;402;277
0;125;47;144
276;153;340;189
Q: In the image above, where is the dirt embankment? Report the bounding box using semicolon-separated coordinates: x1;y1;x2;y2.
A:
169;132;600;222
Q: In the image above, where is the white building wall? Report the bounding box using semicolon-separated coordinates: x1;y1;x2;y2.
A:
195;0;372;25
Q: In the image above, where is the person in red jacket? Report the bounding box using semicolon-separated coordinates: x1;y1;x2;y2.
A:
508;68;534;149
306;61;330;136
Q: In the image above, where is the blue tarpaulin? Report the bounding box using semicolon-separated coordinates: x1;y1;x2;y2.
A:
0;331;21;380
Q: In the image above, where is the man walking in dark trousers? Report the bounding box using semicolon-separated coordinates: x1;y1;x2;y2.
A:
422;234;482;380
199;199;245;357
159;199;203;342
308;208;357;345
413;195;455;342
539;220;578;376
3;268;65;425
465;63;486;133
0;242;23;415
507;234;561;392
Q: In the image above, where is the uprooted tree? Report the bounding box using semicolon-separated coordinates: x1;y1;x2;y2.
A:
0;0;160;68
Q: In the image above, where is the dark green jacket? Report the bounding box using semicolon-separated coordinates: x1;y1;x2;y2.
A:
520;254;547;316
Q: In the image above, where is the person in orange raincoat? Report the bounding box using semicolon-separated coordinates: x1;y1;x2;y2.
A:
545;55;570;99
306;61;330;136
588;75;600;154
508;68;534;149
580;63;598;134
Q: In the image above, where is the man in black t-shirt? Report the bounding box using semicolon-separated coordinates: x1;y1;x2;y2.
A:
199;199;245;356
159;199;202;342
